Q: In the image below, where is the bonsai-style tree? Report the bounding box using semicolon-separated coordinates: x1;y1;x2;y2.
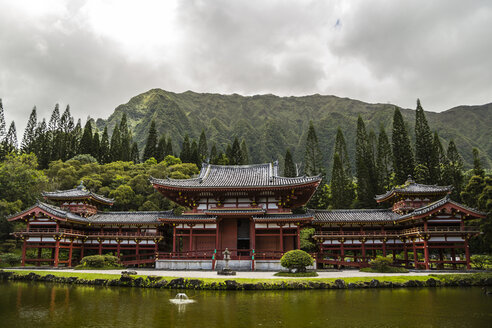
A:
280;250;314;272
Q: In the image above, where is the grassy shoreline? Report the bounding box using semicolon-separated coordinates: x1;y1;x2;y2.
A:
1;269;491;290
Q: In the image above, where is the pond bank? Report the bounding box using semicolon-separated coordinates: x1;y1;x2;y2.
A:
1;269;491;290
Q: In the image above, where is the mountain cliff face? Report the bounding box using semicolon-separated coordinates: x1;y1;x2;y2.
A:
96;89;492;170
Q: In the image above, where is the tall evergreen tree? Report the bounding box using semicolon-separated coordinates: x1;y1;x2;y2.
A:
210;143;218;164
99;127;110;164
303;121;324;176
130;142;140;163
156;135;167;162
198;130;208;162
230;137;242;165
443;140;464;199
334;127;351;178
3;121;18;154
48;104;60;133
165;137;173;157
21;107;37;153
92;131;101;160
34;119;50;168
376;125;392;193
225;144;233;162
414;99;434;183
142;120;158;161
331;152;354;209
0;99;5;142
119;114;131;161
79;120;93;155
472;148;485;177
70;119;83;157
59;105;75;160
110;125;122;162
284;149;296;177
180;134;191;162
392;107;414;184
240;139;249;165
432;132;445;183
190;140;200;166
355;116;376;207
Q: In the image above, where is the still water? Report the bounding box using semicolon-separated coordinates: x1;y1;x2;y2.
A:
0;282;491;328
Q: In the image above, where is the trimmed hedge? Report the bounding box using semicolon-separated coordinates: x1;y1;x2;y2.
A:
77;255;122;269
280;250;314;272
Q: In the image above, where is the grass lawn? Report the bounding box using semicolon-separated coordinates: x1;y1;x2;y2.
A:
3;269;449;285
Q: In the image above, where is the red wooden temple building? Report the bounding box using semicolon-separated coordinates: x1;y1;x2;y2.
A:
313;176;486;270
8;164;486;270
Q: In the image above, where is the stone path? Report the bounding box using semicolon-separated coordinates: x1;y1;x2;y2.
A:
10;268;466;279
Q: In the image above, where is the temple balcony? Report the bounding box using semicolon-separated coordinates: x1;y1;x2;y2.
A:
12;228;162;239
313;230;400;240
60;203;98;216
401;226;481;236
12;227;85;237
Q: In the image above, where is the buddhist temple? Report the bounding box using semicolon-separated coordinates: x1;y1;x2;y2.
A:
7;164;486;270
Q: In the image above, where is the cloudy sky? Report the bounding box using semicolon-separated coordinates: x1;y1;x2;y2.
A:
1;0;491;134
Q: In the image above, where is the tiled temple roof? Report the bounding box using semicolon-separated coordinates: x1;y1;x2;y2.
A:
399;196;487;220
90;211;173;224
150;162;321;189
7;202;90;223
375;176;452;202
204;208;266;215
313;209;400;223
43;182;114;205
252;213;314;222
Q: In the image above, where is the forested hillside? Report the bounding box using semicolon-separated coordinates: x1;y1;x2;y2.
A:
97;89;492;170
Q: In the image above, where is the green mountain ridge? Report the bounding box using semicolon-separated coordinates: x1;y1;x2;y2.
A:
95;89;492;172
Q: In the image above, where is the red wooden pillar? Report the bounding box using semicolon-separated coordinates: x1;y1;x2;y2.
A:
136;240;140;263
361;240;366;262
21;240;27;266
116;240;121;259
188;225;193;252
279;224;284;252
250;219;256;250
37;247;42;266
451;248;456;269
382;239;387;257
68;239;74;267
412;239;418;269
54;239;60;267
173;225;177;253
404;242;409;267
423;238;430;270
98;239;103;255
296;225;300;249
464;238;471;270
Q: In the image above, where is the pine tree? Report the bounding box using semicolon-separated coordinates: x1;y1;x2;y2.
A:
433;132;445;183
142;120;158;161
130;142;140;163
110;125;122;162
334;127;351;178
414;99;434;183
190;140;200;166
210;143;218;164
165;137;173;157
34;119;50;168
331;153;351;209
59;105;75;160
92;131;100;160
240;139;249;165
355;116;376;207
443;140;464;199
198;130;208;162
0;99;6;142
48;104;60;133
70;119;83;157
472;148;485;177
303;121;324;176
21;107;37;153
99;126;110;164
3;121;18;154
225;144;233;162
230;137;242;165
180;134;191;162
119;114;131;161
79;120;93;155
284;149;296;177
376;125;392;193
156;135;167;162
392;107;414;184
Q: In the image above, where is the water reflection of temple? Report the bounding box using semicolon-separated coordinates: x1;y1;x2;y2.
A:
8;163;485;270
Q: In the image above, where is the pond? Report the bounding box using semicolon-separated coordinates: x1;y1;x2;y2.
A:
0;282;491;327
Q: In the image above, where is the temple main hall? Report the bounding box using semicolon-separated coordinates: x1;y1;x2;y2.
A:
8;162;486;270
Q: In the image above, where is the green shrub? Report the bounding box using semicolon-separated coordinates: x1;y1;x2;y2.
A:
1;239;17;253
79;254;120;268
471;254;492;270
369;256;394;272
280;250;314;272
274;271;318;277
0;253;22;266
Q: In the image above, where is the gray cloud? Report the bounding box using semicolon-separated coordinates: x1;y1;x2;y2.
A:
0;0;491;137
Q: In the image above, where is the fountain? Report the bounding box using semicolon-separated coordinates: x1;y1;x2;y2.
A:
169;293;195;304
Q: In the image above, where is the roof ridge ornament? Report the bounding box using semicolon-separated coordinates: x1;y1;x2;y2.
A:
405;175;415;184
77;181;86;191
